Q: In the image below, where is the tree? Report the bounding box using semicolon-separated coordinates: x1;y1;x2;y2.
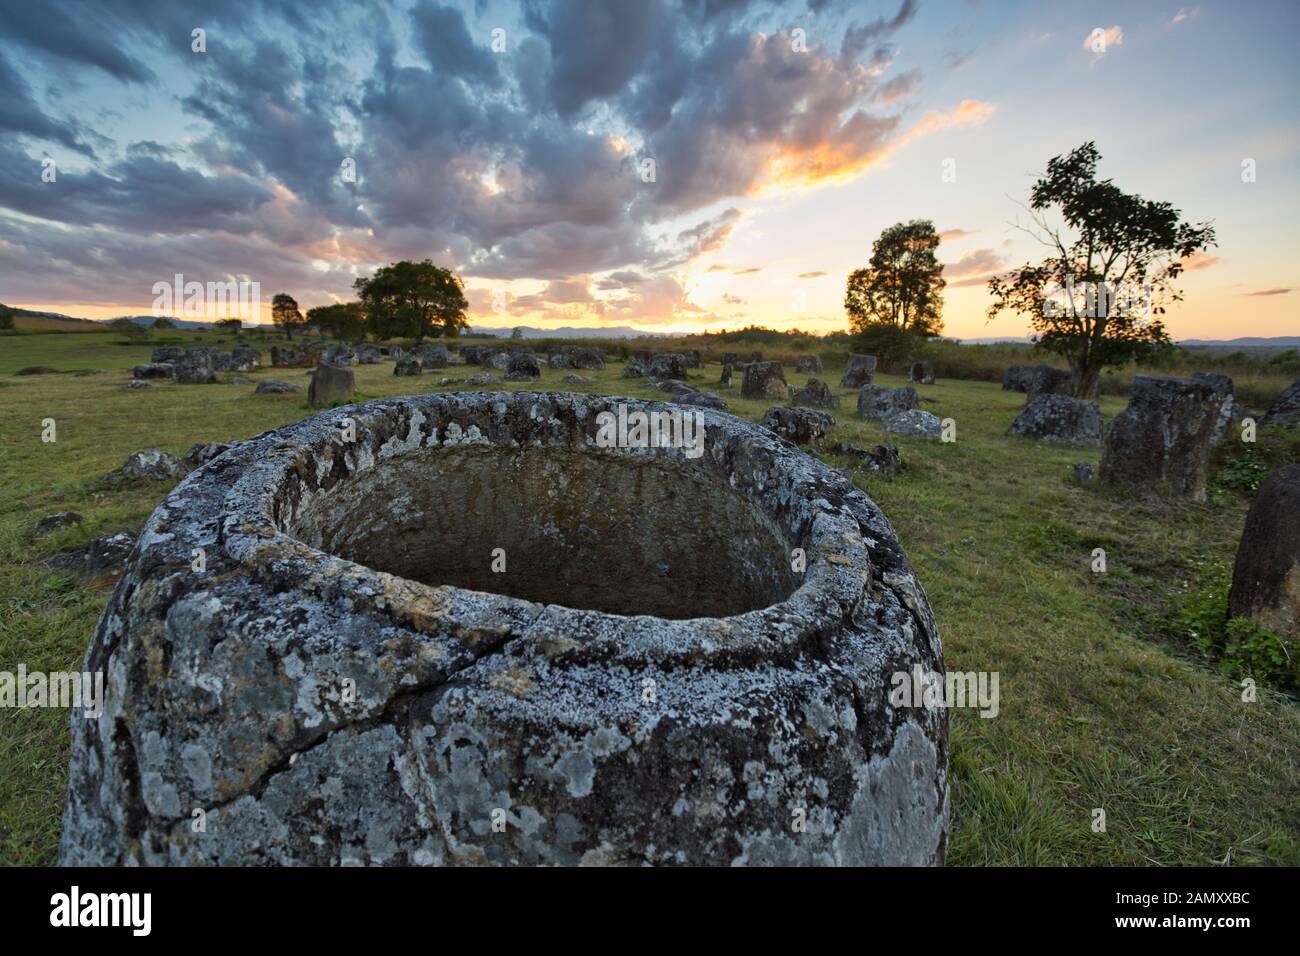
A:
152;317;175;329
0;305;14;330
215;317;242;332
307;302;367;343
988;142;1215;398
271;293;304;340
845;220;946;337
353;260;469;343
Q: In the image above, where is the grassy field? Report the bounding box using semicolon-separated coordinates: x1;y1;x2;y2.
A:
2;330;1298;866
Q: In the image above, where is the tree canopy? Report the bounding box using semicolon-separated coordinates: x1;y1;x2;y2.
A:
307;302;367;343
352;260;469;342
271;292;305;340
987;142;1215;398
845;220;946;337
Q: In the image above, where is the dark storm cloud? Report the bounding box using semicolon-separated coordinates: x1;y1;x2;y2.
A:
0;0;152;83
0;142;274;233
0;51;92;154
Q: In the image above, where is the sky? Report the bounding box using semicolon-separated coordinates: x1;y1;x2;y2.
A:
1;0;1297;339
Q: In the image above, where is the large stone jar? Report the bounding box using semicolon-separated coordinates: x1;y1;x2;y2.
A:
61;392;948;866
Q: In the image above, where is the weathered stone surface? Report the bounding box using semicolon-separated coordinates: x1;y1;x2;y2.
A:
356;344;384;364
1192;372;1235;444
185;442;234;466
796;355;823;373
126;380;151;390
742;361;788;401
1263;379;1300;429
487;351;514;371
621;360;646;378
230;347;261;371
322;345;356;367
60;392;948;867
1072;462;1095;484
415;344;449;369
36;512;83;535
830;442;902;475
172;351;216;385
1228;464;1300;638
308;363;356;407
791;378;839;409
1008;394;1102;445
104;449;188;483
884;409;942;439
569;347;605;370
718;363;733;387
255;379;301;394
760;406;835;446
49;531;137;585
464;372;500;386
394;355;423;376
460;345;493;365
1100;375;1221;500
270;344;317;368
840;354;877;388
856;385;918;421
907;361;935;385
152;346;185;364
547;352;572;369
132;363;175;380
648;352;690;380
1003;364;1072;398
561;374;591;385
504;352;542;380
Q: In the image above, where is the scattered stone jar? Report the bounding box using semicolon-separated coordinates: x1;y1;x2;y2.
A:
60;392;948;866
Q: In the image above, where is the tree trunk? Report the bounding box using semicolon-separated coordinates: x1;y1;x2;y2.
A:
1073;364;1101;400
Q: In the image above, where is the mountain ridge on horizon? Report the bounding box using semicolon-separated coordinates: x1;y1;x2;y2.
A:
4;305;1296;347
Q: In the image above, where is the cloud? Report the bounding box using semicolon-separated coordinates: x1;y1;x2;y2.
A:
938;228;977;242
1244;288;1290;297
944;248;1003;278
0;0;961;317
796;271;828;278
1171;7;1198;25
1082;26;1124;60
902;99;996;144
1180;251;1219;271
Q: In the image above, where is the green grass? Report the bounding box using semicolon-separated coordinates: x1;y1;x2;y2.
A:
1;331;1297;866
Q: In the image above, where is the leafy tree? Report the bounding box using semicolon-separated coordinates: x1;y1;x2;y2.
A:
215;317;242;332
0;304;13;330
988;142;1215;398
511;326;525;340
271;293;305;340
353;260;469;342
845;220;946;337
307;302;367;343
151;317;175;329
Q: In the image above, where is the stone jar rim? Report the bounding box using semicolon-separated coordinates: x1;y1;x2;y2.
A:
215;391;874;667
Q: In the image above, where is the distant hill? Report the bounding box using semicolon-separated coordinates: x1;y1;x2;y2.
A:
1179;336;1300;350
2;305;104;332
467;324;670;339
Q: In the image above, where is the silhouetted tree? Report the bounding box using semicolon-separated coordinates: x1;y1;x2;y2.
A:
271;293;304;340
353;260;468;343
845;220;946;337
307;302;367;343
988;142;1215;398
